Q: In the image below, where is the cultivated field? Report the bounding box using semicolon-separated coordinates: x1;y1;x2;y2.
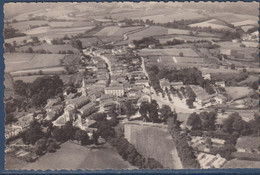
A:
5;53;64;72
48;21;94;28
124;123;183;169
16;43;80;54
24;26;95;36
94;26;143;37
19;141;135;170
139;48;199;57
225;87;252;100
9;20;49;32
209;12;258;24
189;19;230;30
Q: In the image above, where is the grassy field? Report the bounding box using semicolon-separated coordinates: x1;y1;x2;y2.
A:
124;123;182;169
139;48;199;57
48;21;94;28
25;26;95;36
209;12;258;24
223;159;260;168
189;19;230;30
5;53;64;72
16;141;135;170
127;9;205;23
13;75;46;83
94;26;143;37
10;20;48;32
16;43;80;54
128;26;168;38
225;87;252;100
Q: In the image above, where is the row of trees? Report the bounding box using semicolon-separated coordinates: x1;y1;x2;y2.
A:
167;116;200;168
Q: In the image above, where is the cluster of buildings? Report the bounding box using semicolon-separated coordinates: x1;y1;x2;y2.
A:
189;136;227;169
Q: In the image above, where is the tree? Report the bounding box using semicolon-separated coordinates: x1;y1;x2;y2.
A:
251;81;258;90
92;113;107;122
22;120;44;145
187;113;202;130
179;52;184;57
75;130;89;145
124;101;137;117
92;130;99;145
71;39;83;49
159;105;174;121
230;64;236;70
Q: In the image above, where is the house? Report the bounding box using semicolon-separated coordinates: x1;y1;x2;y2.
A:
202;73;211;80
159;78;171;90
135;79;150;87
215;81;225;87
104;86;125;97
236;136;260;154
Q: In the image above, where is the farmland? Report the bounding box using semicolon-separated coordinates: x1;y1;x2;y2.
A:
4;53;64;72
94;26;143;37
25;26;95;36
188;19;230;30
18;141;135;170
124;123;182;169
13;75;46;83
9;20;49;32
16;43;80;54
139;48;199;57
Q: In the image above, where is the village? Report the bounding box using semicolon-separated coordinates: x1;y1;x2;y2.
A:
3;2;260;170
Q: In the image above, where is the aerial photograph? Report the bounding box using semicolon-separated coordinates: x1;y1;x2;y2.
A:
3;2;259;170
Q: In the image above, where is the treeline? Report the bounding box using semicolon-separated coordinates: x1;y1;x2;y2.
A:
4;26;26;39
167;117;200;169
98;119;163;169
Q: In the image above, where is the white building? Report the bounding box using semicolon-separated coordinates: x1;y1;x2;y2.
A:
104;86;125;97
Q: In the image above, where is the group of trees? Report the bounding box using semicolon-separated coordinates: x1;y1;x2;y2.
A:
222;112;257;136
167;116;200;168
139;101;159;123
4;26;26;39
187;111;217;131
14;76;63;107
133;37;160;49
71;39;83;50
98;118;163;169
35;138;60;156
58;50;74;54
51;38;65;45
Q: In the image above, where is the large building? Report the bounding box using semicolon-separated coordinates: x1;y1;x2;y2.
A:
104;86;125;97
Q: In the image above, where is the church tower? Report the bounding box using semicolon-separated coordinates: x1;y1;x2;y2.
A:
81;78;87;96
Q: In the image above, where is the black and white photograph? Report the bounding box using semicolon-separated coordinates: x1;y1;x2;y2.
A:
3;1;259;170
